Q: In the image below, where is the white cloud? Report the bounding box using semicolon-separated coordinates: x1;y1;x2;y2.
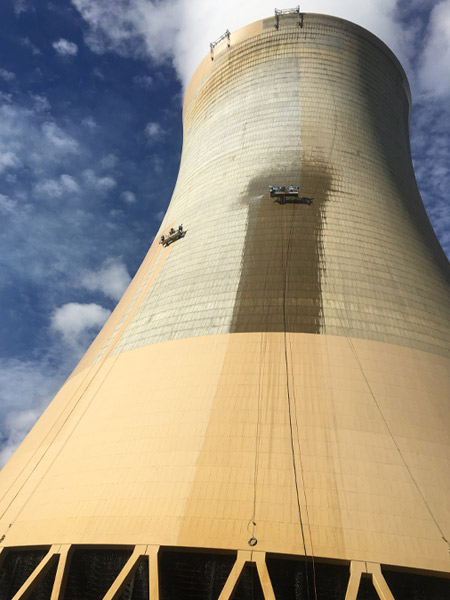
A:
145;121;162;139
0;405;46;467
20;37;41;55
0;91;13;104
82;116;98;130
0;68;15;81
70;0;450;105
12;0;31;16
121;190;137;204
0;194;17;214
42;121;80;154
72;0;178;59
93;67;105;80
151;155;163;174
0;151;21;173
410;98;450;258
33;178;64;198
81;258;131;300
83;168;117;190
52;38;79;56
417;0;450;99
0;104;83;190
133;74;154;89
109;208;124;220
72;0;412;90
0;358;64;467
100;153;118;168
33;174;80;198
31;94;51;112
60;173;80;193
51;302;111;349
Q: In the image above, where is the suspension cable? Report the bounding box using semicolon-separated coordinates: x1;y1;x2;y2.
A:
285;210;318;598
248;331;265;543
281;201;317;599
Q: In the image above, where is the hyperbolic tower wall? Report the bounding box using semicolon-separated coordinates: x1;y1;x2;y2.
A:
1;12;450;600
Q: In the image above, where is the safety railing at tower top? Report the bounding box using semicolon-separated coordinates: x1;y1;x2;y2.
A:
210;30;231;61
275;6;304;29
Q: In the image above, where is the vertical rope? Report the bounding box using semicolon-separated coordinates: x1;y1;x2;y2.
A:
249;331;265;542
283;203;319;599
281;202;316;599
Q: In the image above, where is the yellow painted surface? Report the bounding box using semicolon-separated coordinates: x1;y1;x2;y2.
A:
1;333;449;574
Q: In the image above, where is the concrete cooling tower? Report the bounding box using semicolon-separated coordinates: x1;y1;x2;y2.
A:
1;9;450;600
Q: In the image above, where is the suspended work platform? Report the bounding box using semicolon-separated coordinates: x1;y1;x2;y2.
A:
160;226;185;247
270;186;313;205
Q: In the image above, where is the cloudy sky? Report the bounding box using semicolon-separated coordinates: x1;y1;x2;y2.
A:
1;0;449;466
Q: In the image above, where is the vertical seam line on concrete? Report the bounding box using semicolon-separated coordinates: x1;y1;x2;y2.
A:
347;336;450;552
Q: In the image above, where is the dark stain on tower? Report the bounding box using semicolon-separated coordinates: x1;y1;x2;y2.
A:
230;163;331;334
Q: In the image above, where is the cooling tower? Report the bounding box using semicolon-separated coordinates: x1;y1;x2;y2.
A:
1;10;450;600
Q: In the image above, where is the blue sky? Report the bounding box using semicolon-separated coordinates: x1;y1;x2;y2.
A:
1;0;450;465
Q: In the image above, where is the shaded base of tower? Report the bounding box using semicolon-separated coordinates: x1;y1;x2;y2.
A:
1;545;449;600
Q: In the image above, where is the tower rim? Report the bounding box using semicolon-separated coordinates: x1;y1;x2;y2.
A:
183;12;412;120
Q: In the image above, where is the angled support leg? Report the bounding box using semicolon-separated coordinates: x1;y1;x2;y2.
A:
103;545;148;600
254;552;276;600
368;563;395;600
218;550;252;600
147;545;160;600
50;544;71;600
12;545;60;600
345;561;366;600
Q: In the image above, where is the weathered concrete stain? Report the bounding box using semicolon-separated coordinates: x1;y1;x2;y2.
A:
231;164;332;335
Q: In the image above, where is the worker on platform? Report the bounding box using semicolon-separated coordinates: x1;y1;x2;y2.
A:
178;224;183;232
